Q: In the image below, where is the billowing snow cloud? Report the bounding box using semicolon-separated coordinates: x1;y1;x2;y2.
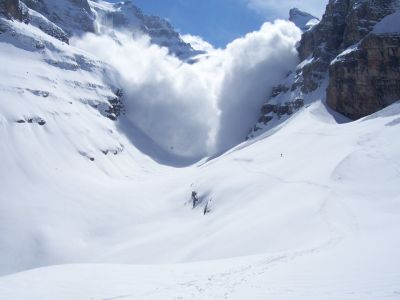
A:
181;34;215;52
73;20;301;159
215;21;300;150
246;0;326;19
73;33;218;158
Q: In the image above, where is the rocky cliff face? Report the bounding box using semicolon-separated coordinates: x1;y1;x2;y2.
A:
295;0;399;96
328;33;400;119
326;2;400;119
249;0;400;138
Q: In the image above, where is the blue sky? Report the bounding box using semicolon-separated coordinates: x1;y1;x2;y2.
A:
112;0;327;47
132;0;262;47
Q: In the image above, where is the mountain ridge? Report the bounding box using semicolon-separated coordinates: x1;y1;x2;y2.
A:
1;0;199;59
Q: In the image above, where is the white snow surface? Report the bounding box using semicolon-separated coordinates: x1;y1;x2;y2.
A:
330;43;360;65
1;94;400;298
0;5;400;300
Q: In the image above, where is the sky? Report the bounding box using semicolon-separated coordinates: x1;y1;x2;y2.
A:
125;0;327;47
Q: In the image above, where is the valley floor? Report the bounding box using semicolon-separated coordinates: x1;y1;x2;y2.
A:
1;101;400;299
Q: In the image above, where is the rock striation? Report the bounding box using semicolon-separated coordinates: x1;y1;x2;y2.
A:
326;1;400;119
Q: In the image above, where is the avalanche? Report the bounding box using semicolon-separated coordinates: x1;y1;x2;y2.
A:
0;0;400;299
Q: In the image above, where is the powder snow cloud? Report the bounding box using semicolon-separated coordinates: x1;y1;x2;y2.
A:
181;34;215;52
73;20;301;159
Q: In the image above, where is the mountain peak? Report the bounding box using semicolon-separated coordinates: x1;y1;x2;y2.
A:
289;8;319;32
90;0;199;59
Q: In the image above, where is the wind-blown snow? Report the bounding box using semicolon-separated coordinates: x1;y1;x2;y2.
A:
73;20;301;158
181;34;215;52
215;21;300;151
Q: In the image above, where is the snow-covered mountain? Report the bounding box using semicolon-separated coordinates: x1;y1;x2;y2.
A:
89;0;202;59
22;0;96;36
7;0;199;59
0;0;400;299
289;8;319;32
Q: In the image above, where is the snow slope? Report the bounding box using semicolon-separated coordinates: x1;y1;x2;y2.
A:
22;0;96;36
0;14;170;274
1;70;400;298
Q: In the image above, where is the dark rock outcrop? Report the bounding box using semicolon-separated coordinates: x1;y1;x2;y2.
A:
16;116;46;125
105;89;125;121
0;0;28;22
105;100;124;121
260;98;304;118
0;0;70;43
29;12;69;43
94;89;125;121
327;33;400;119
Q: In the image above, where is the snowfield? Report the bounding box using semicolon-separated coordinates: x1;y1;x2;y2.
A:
1;91;400;298
1;3;400;299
